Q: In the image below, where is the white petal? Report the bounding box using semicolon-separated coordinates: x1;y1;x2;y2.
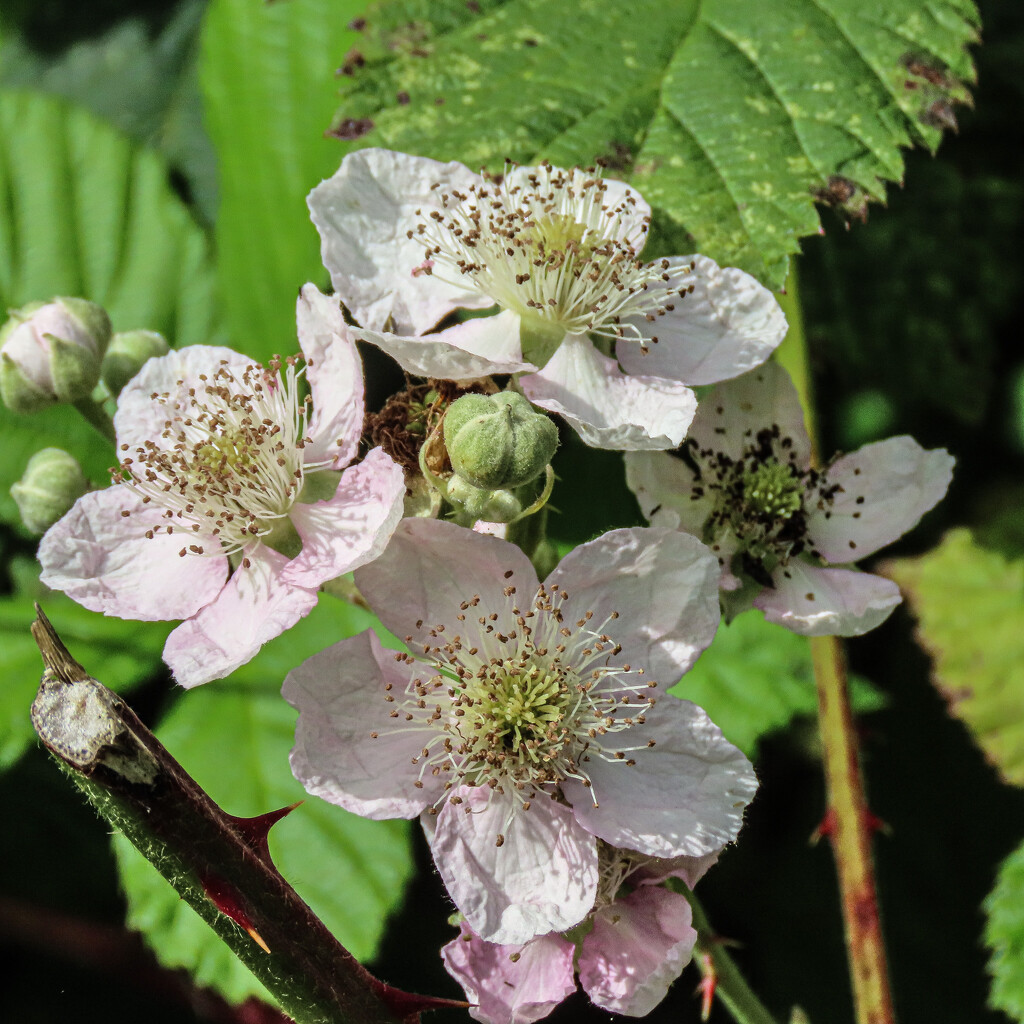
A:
624;450;715;536
296;284;364;469
807;437;954;562
355;309;533;380
547;527;721;686
308;148;492;334
354;517;538;647
755;562;901;637
430;786;599;945
283;630;442;818
563;697;757;859
616;255;787;386
282;448;406;588
38;487;227;622
520;335;696;451
164;547;317;687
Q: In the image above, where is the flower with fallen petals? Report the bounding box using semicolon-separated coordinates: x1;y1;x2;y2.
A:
625;362;955;636
284;518;756;944
38;285;406;687
307;149;787;451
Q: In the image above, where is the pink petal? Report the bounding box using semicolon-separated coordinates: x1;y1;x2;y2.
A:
807;437;954;562
563;697;757;859
296;284;364;469
38;487;227;622
615;255;787;386
755;562;902;637
308;148;492;334
547;527;721;687
164;547;317;687
579;887;697;1016
520;335;697;450
354;517;539;648
282;448;406;588
430;786;599;944
634;851;720;890
442;924;577;1024
355;309;533;381
283;630;443;818
113;345;253;450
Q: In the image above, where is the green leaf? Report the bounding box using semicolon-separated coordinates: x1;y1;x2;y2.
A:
199;0;367;361
671;610;884;757
114;596;414;1004
332;0;978;287
885;528;1024;787
985;838;1024;1021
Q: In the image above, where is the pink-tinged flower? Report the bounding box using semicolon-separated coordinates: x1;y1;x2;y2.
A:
307;149;787;451
38;285;406;688
284;518;756;944
625;362;955;636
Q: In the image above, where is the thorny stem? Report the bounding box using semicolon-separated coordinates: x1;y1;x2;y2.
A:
775;268;896;1024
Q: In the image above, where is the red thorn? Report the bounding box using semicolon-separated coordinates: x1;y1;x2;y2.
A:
368;976;470;1021
225;802;303;862
200;871;270;954
811;807;838;844
696;951;717;1021
864;809;891;836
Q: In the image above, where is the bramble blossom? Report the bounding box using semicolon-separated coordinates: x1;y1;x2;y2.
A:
284;518;756;945
625;362;955;636
307;149;787;451
38;285;405;687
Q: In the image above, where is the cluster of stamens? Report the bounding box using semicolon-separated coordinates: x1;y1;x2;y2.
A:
409;162;694;344
372;568;660;834
117;357;325;561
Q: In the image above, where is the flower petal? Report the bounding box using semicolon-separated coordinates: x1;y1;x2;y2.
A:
283;630;442;819
624;450;715;535
308;148;492;334
355;309;533;381
615;255;787;386
430;786;599;945
520;335;696;451
282;447;406;588
164;547;317;687
807;436;954;562
355;517;539;647
633;851;720;890
38;487;227;621
296;284;364;469
563;696;757;859
547;527;721;686
756;562;902;637
442;924;577;1024
579;886;697;1017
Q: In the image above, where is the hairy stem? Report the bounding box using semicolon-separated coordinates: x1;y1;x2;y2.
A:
776;269;896;1024
72;395;117;444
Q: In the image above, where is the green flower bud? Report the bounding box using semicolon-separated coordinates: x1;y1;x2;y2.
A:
446;475;524;524
0;298;111;413
11;447;88;534
101;329;170;396
443;391;558;491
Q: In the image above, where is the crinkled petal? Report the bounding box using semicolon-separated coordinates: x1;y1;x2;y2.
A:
547;527;721;686
164;547;317;687
430;786;599;944
308;148;492;334
624;450;715;536
114;345;253;450
756;562;901;637
282;448;405;588
520;335;696;451
442;924;576;1024
38;487;227;621
284;630;443;818
579;887;697;1017
296;284;364;469
616;255;787;386
563;696;757;859
355;517;538;648
355;309;533;381
807;437;954;562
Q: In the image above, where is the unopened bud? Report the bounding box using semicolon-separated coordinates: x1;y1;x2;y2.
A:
101;330;169;396
0;298;111;413
11;447;88;534
446;476;523;524
444;391;558;491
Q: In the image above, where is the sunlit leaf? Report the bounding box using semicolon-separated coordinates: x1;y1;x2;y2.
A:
985;838;1024;1021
